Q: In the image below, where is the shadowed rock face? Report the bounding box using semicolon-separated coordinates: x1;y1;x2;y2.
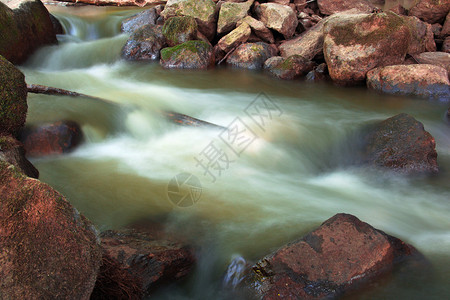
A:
408;0;450;24
240;213;424;299
122;25;167;61
0;135;38;178
0;161;102;299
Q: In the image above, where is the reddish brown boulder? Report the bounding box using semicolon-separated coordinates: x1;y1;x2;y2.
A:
265;54;316;80
240;213;423;299
0;0;57;64
259;3;298;39
442;12;450;37
317;0;375;15
91;229;195;298
408;0;450;24
360;113;439;174
0;160;102;299
367;64;450;101
323;12;411;85
444;36;450;53
226;42;277;69
120;7;159;34
0;135;38;178
122;25;166;60
20;120;83;157
412;52;450;75
405;16;436;54
0;55;27;136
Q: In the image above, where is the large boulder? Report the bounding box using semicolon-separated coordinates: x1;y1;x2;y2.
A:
20;120;84;157
279;19;325;60
161;0;217;41
121;24;166;60
160;40;214;69
0;135;38;178
405;16;436;54
412;52;450;75
91;229;195;298
360;113;439;174
265;54;316;80
121;7;159;34
217;22;251;53
259;3;298;39
367;64;450;101
408;0;450;24
0;55;27;136
226;42;277;69
0;160;102;299
317;0;375;15
162;16;198;47
236;16;274;44
217;0;254;35
323;12;411;85
0;0;57;64
240;213;424;299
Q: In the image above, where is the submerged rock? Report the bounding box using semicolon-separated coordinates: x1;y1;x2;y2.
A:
91;229;195;298
360;113;439;174
226;42;277;69
122;24;166;60
265;54;315;80
0;135;38;178
217;0;254;35
408;0;450;24
0;55;27;136
162;16;198;47
323;12;411;85
259;3;298;39
366;64;450;101
0;160;102;299
121;7;159;34
0;0;57;64
160;40;214;69
20;120;84;157
239;213;424;299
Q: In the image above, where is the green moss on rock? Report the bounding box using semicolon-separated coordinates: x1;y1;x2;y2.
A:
162;16;198;47
160;40;214;69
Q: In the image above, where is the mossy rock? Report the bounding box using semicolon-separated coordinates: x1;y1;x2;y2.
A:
217;0;254;35
0;55;27;136
162;16;198;47
267;55;316;80
160;40;214;69
122;25;166;61
226;42;277;69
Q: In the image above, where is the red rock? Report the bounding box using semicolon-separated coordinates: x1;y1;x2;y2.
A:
443;36;450;53
0;135;38;178
412;52;450;75
367;64;450;101
259;3;298;39
408;0;450;24
91;229;195;298
442;12;450;36
20;120;83;157
241;213;424;299
405;16;436;54
361;113;440;174
226;42;277;69
0;160;102;299
317;0;375;15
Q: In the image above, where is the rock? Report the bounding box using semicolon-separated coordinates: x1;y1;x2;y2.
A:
20;120;84;157
263;56;284;69
121;7;158;34
323;12;411;85
306;63;328;82
259;3;298;39
442;12;450;37
389;4;407;15
317;0;375;15
367;64;450;101
217;0;254;35
121;24;166;60
241;213;424;299
161;0;217;41
279;19;325;60
49;13;64;35
412;52;450;75
0;135;38;178
217;22;251;53
162;16;198;47
226;42;277;69
266;54;316;80
360;113;439;174
237;16;274;44
408;0;450;24
91;229;195;298
444;36;450;53
0;160;102;299
0;55;27;136
405;16;436;54
160;40;215;69
0;0;57;64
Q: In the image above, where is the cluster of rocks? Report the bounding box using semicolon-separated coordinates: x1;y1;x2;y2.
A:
119;0;450;100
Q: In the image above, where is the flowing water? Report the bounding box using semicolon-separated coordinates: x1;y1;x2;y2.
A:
19;6;450;299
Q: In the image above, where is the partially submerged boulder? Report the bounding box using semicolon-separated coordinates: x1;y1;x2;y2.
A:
366;64;450;101
323;12;411;85
217;0;254;35
265;54;315;80
408;0;450;24
240;213;424;299
226;42;277;69
0;0;57;64
360;113;439;174
162;16;198;47
91;229;195;298
160;40;214;69
121;7;158;34
0;55;27;136
259;3;298;39
0;135;38;178
122;24;166;60
20;120;84;157
0;161;102;299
